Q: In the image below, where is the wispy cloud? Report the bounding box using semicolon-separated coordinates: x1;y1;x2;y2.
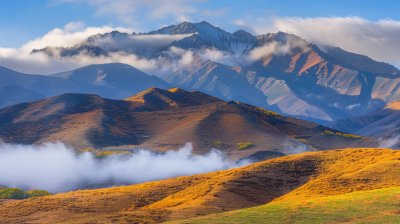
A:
379;135;400;149
52;0;205;25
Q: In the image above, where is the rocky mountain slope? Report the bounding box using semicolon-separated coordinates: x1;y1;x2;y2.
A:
28;21;400;124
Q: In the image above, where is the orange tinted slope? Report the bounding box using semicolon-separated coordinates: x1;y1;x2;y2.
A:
1;148;400;223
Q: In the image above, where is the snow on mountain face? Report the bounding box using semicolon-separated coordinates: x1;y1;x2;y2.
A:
32;21;258;57
21;21;400;123
149;21;229;38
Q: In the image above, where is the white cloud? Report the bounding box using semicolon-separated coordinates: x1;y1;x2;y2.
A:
90;33;193;52
167;47;244;68
379;136;399;148
248;16;400;67
0;142;249;192
0;48;167;75
283;139;312;154
20;22;133;53
0;22;191;75
248;42;279;60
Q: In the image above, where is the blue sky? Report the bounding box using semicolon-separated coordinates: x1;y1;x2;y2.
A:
1;0;400;47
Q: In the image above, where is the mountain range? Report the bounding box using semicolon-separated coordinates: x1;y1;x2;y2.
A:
0;63;168;109
35;21;400;121
0;21;393;125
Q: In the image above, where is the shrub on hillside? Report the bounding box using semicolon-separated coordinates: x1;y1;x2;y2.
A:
26;190;51;198
0;188;26;199
0;188;51;199
212;140;228;149
322;130;364;139
237;142;255;150
255;108;279;117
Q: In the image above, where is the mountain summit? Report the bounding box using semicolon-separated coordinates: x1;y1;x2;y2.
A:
149;21;229;37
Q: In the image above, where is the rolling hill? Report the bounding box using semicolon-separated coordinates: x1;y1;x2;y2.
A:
0;87;373;157
0;148;399;223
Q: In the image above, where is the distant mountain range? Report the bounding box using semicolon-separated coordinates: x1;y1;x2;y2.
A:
0;87;374;157
0;63;168;108
335;101;400;139
2;21;400;129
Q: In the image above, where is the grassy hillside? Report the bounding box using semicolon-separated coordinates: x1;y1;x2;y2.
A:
0;148;399;223
173;187;400;224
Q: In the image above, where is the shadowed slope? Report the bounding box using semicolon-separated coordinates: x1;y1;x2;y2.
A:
0;64;170;109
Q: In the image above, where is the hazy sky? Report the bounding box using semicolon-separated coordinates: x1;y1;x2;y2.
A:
1;0;399;47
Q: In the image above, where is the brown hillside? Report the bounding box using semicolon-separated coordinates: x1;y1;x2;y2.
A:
0;88;374;158
126;87;222;111
0;148;399;223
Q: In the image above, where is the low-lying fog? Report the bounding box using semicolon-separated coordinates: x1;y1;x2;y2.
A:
0;142;250;193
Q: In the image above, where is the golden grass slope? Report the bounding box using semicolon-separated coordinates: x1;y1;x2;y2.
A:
0;148;399;223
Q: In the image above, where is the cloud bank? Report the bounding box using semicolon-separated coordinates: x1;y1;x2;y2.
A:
0;142;249;193
20;21;133;52
0;22;192;75
249;16;400;67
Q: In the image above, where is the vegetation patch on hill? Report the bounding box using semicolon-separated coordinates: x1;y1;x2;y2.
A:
0;188;50;199
322;130;364;139
236;142;255;150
